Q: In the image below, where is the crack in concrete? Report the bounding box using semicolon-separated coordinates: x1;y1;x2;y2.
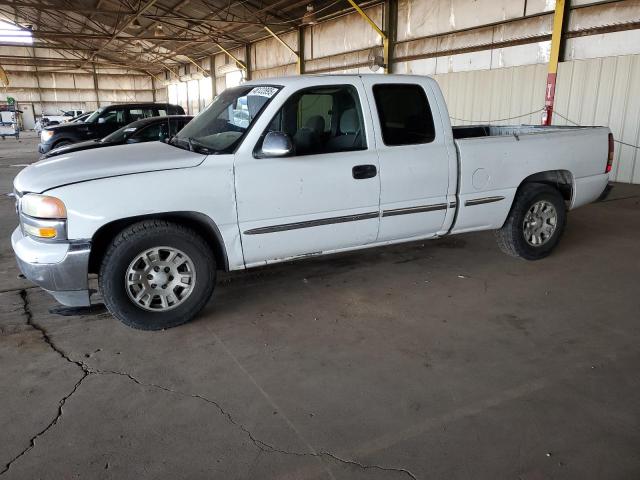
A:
98;369;417;479
1;291;91;476
2;289;417;480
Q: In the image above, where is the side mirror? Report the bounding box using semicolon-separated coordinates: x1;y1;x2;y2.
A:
261;131;293;158
97;117;106;124
126;136;142;144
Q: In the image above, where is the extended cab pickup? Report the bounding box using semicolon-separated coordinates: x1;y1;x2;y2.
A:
12;75;613;330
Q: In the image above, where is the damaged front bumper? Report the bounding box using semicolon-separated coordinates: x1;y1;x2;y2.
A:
11;227;91;307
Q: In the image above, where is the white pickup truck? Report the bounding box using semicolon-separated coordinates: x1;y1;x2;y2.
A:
12;74;613;330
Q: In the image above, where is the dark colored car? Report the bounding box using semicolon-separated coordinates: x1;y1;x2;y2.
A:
38;103;185;154
43;115;193;159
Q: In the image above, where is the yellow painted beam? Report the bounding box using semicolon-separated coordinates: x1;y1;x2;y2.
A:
346;0;386;39
263;26;298;57
263;26;301;74
543;0;567;125
215;43;247;72
145;70;164;83
347;0;389;73
185;56;210;77
0;65;9;87
548;0;566;75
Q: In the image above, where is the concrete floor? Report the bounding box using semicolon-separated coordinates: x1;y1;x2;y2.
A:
1;132;639;479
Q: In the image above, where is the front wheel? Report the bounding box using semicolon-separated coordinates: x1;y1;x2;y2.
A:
99;220;216;330
495;183;567;260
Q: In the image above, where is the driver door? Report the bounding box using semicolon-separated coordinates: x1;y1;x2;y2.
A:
234;81;381;267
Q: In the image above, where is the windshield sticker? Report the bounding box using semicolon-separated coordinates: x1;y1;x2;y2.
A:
248;86;278;98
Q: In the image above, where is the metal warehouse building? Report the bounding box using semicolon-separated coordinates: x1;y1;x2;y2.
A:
2;1;640;181
1;1;640;479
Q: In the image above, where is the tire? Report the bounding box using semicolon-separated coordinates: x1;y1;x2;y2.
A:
99;220;216;330
495;183;567;260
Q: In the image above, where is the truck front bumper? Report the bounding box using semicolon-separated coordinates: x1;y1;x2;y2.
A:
11;227;91;307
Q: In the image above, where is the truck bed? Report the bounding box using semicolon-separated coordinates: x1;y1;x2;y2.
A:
449;124;610;235
452;124;599;140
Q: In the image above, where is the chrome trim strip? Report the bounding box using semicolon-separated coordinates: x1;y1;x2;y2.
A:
449;201;457;208
464;196;505;207
382;203;448;218
244;211;379;235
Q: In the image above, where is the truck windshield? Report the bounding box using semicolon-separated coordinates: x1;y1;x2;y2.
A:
170;85;280;154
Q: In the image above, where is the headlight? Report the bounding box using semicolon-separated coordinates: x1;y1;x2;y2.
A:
40;130;54;142
21;194;67;219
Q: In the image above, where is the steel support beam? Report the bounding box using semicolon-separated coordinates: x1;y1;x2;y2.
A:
297;26;305;75
346;0;389;73
215;44;247;73
543;0;569;125
32;47;44;115
244;44;252;80
90;0;158;61
210;55;217;98
92;64;101;108
263;25;301;74
383;0;397;74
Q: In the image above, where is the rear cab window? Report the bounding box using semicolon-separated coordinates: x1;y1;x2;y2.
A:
372;84;436;146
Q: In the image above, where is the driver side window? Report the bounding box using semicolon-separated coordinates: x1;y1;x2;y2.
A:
260;85;366;157
100;108;126;125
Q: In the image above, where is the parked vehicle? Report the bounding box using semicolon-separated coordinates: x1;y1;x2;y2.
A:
38;103;185;154
12;75;612;330
69;111;93;123
41;109;85;125
43;115;193;159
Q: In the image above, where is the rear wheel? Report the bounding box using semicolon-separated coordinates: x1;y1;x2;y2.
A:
495;183;567;260
99;220;216;330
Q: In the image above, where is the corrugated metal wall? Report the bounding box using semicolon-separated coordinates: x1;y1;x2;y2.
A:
2;69;154;117
433;63;548;126
152;0;640;184
429;55;640;184
554;55;640;184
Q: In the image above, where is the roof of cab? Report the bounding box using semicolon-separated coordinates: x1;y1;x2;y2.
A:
242;74;436;89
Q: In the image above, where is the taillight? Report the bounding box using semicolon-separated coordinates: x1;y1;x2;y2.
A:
606;133;614;173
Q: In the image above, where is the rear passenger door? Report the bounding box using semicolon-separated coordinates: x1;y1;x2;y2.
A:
361;77;451;242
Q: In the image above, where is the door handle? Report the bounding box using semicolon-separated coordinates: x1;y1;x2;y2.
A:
352;164;377;179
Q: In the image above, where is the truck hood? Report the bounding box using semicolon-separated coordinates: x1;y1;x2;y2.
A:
15;141;206;194
44;139;104;158
43;122;82;133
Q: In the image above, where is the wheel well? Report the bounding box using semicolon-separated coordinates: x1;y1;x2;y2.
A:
53;138;74;148
519;170;573;202
88;212;229;274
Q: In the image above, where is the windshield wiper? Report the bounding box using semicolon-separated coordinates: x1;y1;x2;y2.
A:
167;135;189;151
186;137;213;155
167;136;213;154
